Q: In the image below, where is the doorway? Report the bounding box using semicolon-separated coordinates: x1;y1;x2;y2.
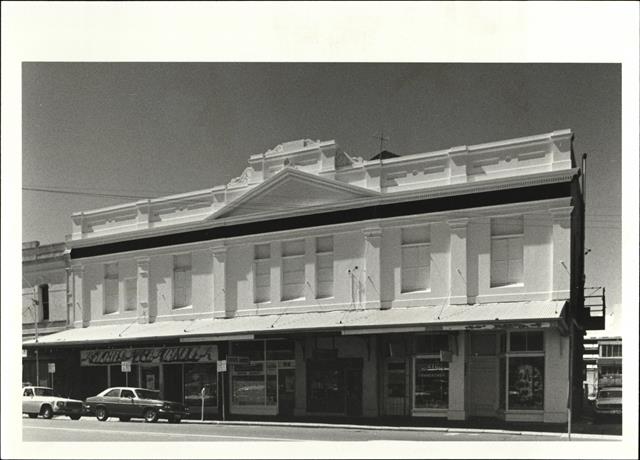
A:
278;368;295;416
468;333;498;417
164;364;183;403
345;367;363;417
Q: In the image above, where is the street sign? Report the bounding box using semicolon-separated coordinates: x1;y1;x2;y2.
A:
217;360;227;372
22;349;28;358
121;360;132;373
48;363;56;373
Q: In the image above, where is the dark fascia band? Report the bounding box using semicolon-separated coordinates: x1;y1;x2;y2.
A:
71;181;573;259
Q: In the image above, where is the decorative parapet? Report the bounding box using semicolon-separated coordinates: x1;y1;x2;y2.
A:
67;130;575;242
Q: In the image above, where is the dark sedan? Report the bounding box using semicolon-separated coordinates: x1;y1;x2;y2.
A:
84;387;189;423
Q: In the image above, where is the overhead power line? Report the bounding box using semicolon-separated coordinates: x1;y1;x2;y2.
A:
23;187;154;200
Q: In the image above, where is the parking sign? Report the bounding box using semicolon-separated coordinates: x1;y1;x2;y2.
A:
217;360;227;372
48;363;55;373
121;360;132;373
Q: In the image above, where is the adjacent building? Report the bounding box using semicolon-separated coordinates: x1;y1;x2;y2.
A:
22;241;71;387
23;130;605;423
583;336;622;400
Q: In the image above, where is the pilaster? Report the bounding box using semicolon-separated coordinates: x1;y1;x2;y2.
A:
549;206;573;300
136;257;150;324
70;265;85;327
211;246;228;318
363;227;383;309
447;218;469;304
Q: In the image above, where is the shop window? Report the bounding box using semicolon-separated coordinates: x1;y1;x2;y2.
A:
232;340;266;362
387;362;406;397
307;365;345;413
104;263;119;314
509;331;543;352
490;216;524;287
500;330;545;411
173;254;192;308
266;339;295;361
414;358;449;409
184;363;217;408
254;244;271;303
282;239;305;301
414;334;449;354
507;356;545;410
401;226;430;293
124;277;137;311
38;285;49;321
316;236;334;299
231;363;267;406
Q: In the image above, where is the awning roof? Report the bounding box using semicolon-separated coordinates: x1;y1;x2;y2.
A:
22;300;566;347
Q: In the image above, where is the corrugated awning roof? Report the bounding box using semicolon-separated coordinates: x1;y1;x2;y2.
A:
22;300;566;347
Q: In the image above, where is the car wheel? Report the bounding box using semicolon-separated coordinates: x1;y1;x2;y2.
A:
69;415;81;420
28;413;38;419
41;405;53;419
95;406;108;422
119;417;131;422
144;408;159;423
168;416;181;424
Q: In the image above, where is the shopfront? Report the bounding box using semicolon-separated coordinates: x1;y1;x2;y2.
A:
228;339;296;416
79;344;219;416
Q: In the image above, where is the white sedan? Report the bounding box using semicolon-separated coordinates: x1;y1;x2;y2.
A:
22;386;85;420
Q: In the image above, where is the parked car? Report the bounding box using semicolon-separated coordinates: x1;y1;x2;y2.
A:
594;386;622;418
22;386;84;420
84;387;189;423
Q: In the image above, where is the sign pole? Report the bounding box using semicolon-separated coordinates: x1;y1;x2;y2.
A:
201;387;205;422
222;373;225;422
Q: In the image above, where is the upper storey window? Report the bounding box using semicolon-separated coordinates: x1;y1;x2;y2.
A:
316;236;334;299
401;226;430;293
104;263;119;314
490;216;524;287
173;254;192;308
282;239;305;301
38;284;50;321
254;244;271;303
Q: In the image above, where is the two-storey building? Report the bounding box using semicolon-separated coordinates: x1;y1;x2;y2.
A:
22;241;71;388
23;130;601;423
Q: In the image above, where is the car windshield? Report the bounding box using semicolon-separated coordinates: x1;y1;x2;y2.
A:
599;389;622;398
135;389;160;400
34;388;54;397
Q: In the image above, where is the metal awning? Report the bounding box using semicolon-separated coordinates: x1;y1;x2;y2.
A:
22;300;566;347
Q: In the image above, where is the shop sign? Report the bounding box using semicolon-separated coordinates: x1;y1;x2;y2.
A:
80;345;218;366
226;355;250;365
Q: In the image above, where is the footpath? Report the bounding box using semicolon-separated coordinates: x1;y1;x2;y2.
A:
181;414;622;440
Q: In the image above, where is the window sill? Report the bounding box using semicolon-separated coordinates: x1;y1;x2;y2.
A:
172;305;193;311
103;311;119;316
490;283;524;289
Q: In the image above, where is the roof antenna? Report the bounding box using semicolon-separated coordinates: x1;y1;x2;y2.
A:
372;128;389;154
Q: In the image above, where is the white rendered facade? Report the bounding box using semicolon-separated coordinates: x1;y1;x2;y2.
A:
32;130;586;422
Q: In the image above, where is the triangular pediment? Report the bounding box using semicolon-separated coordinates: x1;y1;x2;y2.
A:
208;168;379;220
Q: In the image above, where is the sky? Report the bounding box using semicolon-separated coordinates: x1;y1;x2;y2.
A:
22;63;622;312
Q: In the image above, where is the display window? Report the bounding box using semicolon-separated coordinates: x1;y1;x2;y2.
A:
499;331;545;411
414;358;449;409
307;365;344;413
184;363;217;408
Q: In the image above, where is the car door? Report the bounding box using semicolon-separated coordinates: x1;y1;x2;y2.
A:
119;389;137;417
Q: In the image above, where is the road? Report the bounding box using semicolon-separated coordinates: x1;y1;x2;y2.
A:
22;417;593;442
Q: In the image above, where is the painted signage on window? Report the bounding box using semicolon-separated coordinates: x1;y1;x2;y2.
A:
80;345;218;366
